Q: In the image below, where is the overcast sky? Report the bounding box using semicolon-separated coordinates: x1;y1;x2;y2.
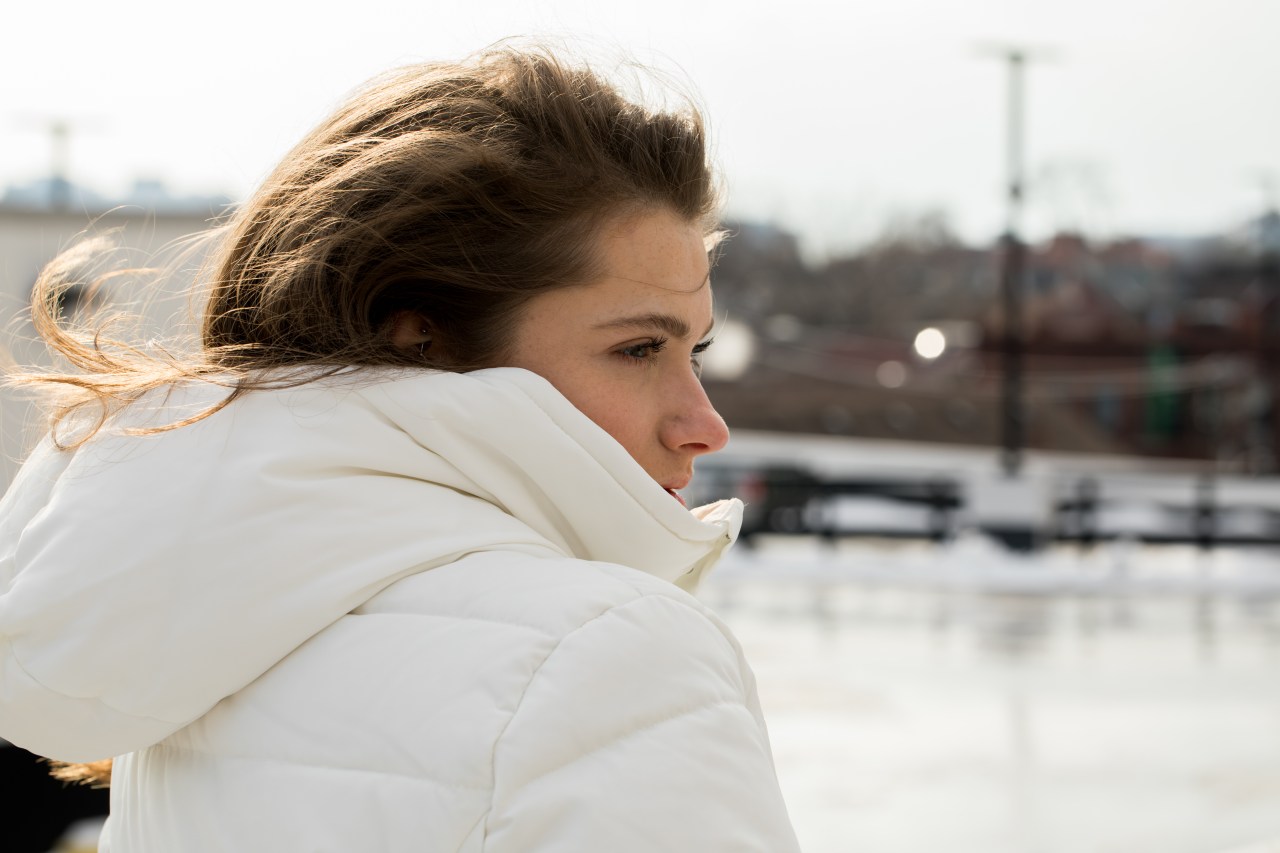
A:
5;0;1278;257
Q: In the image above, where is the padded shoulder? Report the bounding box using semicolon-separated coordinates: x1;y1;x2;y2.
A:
382;553;801;853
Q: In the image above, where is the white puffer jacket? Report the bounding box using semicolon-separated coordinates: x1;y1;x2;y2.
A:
0;368;799;852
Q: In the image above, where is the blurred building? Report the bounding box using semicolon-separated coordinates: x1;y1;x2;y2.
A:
707;214;1280;473
0;179;227;488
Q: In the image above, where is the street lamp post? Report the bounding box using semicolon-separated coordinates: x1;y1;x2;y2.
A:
979;45;1047;478
1000;58;1025;475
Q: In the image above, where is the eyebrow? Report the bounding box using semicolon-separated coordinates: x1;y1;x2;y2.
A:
593;312;717;339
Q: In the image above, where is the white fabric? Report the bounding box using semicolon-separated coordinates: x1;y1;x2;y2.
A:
0;368;799;852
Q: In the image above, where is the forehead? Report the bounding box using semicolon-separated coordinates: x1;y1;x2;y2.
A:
593;208;712;295
513;210;713;341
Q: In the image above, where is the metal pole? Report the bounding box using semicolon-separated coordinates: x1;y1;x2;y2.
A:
994;49;1029;477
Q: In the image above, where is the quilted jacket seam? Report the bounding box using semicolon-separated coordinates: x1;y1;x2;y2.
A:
511;697;744;789
152;740;491;791
477;592;749;850
349;610;557;638
478;591;645;849
3;640;184;726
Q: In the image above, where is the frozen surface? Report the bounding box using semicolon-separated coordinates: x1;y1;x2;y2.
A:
702;538;1280;853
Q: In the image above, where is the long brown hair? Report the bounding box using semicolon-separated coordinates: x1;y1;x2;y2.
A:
22;43;720;787
14;44;720;448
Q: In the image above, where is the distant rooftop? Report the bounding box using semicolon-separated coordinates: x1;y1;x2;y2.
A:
0;177;233;217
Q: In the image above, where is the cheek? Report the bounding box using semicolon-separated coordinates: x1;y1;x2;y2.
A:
569;384;656;460
503;327;660;468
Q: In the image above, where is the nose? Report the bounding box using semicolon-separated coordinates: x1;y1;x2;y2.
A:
661;372;730;458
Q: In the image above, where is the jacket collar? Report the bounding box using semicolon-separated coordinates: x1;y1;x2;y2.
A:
355;368;741;590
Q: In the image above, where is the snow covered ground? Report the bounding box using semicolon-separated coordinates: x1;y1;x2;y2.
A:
701;537;1280;853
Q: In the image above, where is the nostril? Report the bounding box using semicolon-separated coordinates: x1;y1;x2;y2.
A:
689;411;729;456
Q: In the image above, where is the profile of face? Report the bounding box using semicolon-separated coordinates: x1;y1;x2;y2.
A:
504;208;730;501
398;207;729;501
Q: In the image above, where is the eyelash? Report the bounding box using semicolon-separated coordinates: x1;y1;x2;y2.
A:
617;337;715;372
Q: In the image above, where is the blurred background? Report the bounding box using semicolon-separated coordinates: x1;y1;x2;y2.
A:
3;1;1279;851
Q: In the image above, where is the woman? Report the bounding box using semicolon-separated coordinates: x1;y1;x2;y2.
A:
0;46;800;851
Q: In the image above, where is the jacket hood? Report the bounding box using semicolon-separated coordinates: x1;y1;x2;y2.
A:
0;368;741;761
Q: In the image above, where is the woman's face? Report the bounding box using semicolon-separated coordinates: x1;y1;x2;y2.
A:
504;208;730;503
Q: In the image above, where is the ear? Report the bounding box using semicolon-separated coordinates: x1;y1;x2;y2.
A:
389;311;434;354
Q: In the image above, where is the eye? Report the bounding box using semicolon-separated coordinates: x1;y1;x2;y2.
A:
617;337;668;363
691;338;714;377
